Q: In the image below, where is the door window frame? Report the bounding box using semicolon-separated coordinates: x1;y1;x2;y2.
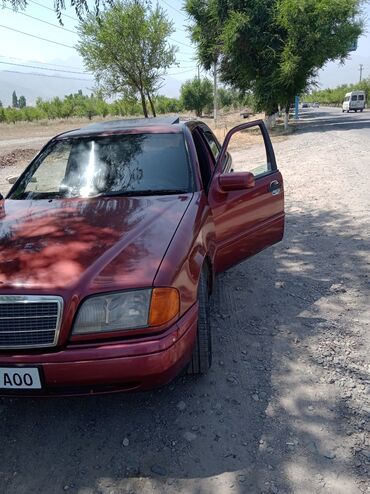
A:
190;126;216;191
197;124;232;174
212;120;277;183
198;125;221;161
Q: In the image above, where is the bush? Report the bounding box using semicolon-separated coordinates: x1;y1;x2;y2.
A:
305;78;370;106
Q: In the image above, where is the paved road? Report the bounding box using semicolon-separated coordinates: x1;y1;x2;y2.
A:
0;108;369;494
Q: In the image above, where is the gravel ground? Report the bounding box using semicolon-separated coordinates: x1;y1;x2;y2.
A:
0;108;369;494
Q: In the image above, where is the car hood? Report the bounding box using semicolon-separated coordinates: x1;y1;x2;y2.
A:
0;195;192;291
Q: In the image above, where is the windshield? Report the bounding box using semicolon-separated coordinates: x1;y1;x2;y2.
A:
8;133;192;199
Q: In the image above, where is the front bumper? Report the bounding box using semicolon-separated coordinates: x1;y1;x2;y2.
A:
0;305;198;396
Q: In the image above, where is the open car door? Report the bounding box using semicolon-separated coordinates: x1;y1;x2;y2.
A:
208;120;285;273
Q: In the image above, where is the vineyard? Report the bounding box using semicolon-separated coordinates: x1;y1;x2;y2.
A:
0;91;183;124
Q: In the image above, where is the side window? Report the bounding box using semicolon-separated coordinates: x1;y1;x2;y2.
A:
192;129;214;189
226;125;272;178
202;130;220;160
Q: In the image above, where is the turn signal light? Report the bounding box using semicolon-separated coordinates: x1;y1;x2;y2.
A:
149;288;180;326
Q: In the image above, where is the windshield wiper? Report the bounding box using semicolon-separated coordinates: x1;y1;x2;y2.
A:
101;189;189;197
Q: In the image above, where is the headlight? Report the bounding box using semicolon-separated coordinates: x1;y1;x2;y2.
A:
72;288;180;335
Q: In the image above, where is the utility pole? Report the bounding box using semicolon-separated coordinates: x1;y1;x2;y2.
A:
359;64;364;83
213;61;218;127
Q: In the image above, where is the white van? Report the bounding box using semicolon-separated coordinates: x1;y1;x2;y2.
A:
342;91;366;113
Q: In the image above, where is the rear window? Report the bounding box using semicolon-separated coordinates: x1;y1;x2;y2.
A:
9;133;193;200
351;95;358;101
358;95;364;101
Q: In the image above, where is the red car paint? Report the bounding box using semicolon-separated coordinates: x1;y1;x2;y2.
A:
0;118;284;396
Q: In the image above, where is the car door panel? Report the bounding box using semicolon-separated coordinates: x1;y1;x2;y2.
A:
207;120;284;273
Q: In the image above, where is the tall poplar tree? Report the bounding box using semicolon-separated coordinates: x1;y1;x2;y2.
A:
12;90;18;108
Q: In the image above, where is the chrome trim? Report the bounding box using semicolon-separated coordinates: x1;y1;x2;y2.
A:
0;295;64;349
0;315;58;320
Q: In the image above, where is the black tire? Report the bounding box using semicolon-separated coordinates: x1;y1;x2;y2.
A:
361;109;364;113
355;109;358;113
187;269;212;375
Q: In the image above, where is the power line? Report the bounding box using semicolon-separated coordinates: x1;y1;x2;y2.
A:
0;58;195;78
30;0;189;39
160;0;187;18
0;55;84;71
167;67;197;75
1;66;193;81
169;37;192;48
0;58;195;74
28;0;79;22
8;2;191;50
0;24;75;48
0;69;91;82
0;54;193;71
174;26;187;33
0;60;88;75
0;66;195;79
3;6;77;34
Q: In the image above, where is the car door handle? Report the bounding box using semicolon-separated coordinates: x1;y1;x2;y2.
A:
269;180;281;195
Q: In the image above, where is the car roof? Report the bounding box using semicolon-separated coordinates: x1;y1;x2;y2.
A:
57;116;184;139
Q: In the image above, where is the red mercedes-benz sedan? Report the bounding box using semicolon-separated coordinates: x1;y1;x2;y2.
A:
0;117;284;396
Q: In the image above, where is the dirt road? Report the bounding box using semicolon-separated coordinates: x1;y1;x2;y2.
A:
0;108;369;494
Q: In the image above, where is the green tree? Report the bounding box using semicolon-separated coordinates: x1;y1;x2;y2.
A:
77;0;177;118
18;95;26;108
0;100;3;108
276;0;363;116
180;77;213;117
185;0;363;125
155;95;182;114
305;77;370;106
6;107;21;124
12;90;18;108
218;87;246;109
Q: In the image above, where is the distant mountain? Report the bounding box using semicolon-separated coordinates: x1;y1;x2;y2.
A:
0;71;183;107
0;70;94;106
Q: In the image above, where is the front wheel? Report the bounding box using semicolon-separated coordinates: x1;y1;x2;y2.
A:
187;270;212;375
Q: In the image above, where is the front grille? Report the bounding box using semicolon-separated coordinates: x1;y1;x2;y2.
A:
0;296;63;349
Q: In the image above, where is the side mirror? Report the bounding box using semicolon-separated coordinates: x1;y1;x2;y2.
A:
218;171;255;192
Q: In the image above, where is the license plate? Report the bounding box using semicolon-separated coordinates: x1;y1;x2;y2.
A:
0;367;42;390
